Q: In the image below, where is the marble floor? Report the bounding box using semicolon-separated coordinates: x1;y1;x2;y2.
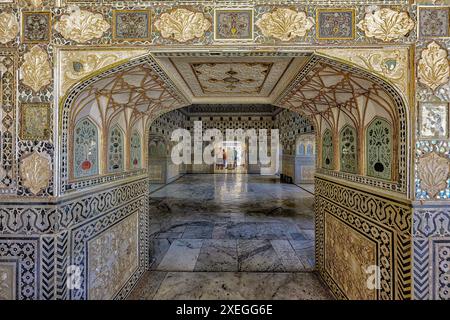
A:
129;174;333;300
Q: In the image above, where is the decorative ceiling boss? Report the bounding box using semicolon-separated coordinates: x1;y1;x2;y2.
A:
357;7;414;41
54;6;110;43
418;41;450;91
0;12;19;45
21;45;52;92
19;151;51;195
154;8;211;42
255;8;314;41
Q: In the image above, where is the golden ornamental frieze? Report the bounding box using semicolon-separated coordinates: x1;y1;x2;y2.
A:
357;7;414;42
154;8;211;43
0;12;19;45
19;151;51;195
21;45;52;92
255;8;314;41
418;152;449;198
54;7;110;43
60;49;148;95
317;48;409;93
418;41;450;91
19;0;43;8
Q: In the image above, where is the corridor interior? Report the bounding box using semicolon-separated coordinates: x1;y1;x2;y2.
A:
128;174;333;300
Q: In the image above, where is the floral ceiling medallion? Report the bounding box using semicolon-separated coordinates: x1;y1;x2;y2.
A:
255;8;314;41
54;6;110;43
418;41;450;91
418;152;449;198
0;12;19;45
21;45;52;92
154;8;211;42
357;7;414;41
19;151;51;195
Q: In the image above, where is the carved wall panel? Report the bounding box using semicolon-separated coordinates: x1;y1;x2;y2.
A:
316;176;412;300
88;212;139;300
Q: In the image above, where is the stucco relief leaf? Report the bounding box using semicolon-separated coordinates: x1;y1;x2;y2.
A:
418;152;450;198
255;8;314;41
54;7;109;43
21;46;52;92
19;151;51;195
357;8;414;41
154;8;211;42
418;41;450;91
0;12;19;44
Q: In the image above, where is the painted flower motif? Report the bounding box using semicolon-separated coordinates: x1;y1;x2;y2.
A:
256;8;314;41
357;8;414;41
54;6;110;43
0;12;19;44
154;8;211;42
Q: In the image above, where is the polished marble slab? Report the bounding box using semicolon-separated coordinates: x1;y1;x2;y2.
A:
128;271;334;300
149;174;316;272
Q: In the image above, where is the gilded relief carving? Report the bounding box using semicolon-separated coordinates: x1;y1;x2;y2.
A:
19;151;51;195
54;6;109;43
255;8;314;41
154;8;211;42
88;213;138;300
317;48;409;93
21;45;51;92
418;152;449;198
357;7;414;41
325;214;377;300
0;12;19;44
418;41;450;91
60;49;147;95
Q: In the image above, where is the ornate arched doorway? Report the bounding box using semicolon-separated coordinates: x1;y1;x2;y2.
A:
56;49;413;300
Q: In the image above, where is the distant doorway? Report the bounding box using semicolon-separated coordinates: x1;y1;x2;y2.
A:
214;141;247;174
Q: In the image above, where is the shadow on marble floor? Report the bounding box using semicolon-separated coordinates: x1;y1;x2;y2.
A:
129;174;332;299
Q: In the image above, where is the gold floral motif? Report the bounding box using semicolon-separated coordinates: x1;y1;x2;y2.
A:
418;41;450;91
255;8;314;41
0;12;19;45
54;6;109;43
19;0;43;7
60;50;147;95
154;8;211;42
418;152;450;198
357;8;414;41
325;214;377;300
318;48;409;93
21;45;52;92
19;151;51;195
